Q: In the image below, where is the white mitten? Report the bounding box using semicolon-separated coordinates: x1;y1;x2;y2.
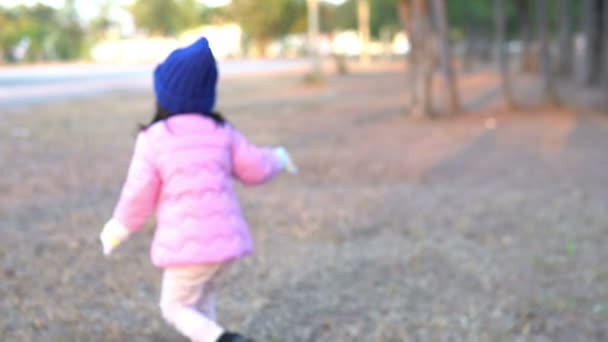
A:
274;147;298;174
99;219;130;256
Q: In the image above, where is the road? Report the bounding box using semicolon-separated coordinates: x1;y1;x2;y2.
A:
0;59;309;107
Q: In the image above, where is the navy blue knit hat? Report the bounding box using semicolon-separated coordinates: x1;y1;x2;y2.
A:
154;37;218;114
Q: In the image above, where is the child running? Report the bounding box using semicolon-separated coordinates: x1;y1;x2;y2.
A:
99;37;296;342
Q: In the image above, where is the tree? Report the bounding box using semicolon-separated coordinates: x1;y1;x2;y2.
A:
229;0;306;56
495;0;515;109
54;0;85;60
397;0;411;39
409;0;435;117
358;0;370;64
461;4;477;73
333;0;401;40
432;0;460;115
536;0;560;104
0;4;83;63
200;4;230;25
557;0;574;76
604;0;608;105
582;0;603;86
130;0;202;36
369;0;401;39
515;0;535;73
398;0;417;110
88;1;114;40
332;1;357;32
307;0;321;77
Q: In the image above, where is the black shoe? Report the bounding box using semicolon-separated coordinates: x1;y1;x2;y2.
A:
217;331;255;342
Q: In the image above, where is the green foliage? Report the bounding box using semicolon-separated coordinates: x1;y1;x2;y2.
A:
446;0;509;39
88;0;113;39
331;1;357;32
229;0;306;43
322;0;400;38
0;0;592;63
446;0;583;41
54;21;85;60
0;4;84;63
200;5;231;25
370;0;401;38
130;0;203;36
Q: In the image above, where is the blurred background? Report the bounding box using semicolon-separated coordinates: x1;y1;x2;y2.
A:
0;0;407;63
1;0;608;341
0;0;606;109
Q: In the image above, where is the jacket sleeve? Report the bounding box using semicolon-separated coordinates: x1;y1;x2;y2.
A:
230;126;284;186
112;132;161;233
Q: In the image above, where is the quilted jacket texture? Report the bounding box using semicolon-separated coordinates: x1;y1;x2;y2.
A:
112;114;283;267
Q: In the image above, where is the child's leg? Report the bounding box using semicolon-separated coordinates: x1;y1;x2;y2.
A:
196;278;217;320
196;261;231;320
160;264;225;342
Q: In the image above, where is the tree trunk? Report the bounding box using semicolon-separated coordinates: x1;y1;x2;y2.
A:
398;0;412;33
516;0;536;73
537;0;560;104
582;0;594;85
462;5;476;74
398;0;417;111
307;0;322;78
432;0;460;115
583;0;602;86
495;0;516;109
256;38;270;58
558;0;574;76
358;0;371;65
462;30;474;73
411;0;435;117
604;0;608;105
380;27;392;61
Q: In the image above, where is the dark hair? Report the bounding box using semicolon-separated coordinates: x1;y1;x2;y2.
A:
140;103;226;131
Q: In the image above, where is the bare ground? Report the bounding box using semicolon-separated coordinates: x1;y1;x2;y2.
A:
1;65;607;342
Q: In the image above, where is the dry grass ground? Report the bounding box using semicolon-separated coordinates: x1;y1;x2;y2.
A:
1;66;607;341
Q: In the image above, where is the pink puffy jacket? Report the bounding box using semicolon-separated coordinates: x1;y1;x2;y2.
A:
112;114;283;267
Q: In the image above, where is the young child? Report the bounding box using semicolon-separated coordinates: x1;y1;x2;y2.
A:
100;37;296;342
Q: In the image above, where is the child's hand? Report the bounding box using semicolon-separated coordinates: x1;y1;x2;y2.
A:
99;219;130;256
274;147;298;174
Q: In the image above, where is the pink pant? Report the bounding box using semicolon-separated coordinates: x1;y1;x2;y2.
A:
160;264;226;342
